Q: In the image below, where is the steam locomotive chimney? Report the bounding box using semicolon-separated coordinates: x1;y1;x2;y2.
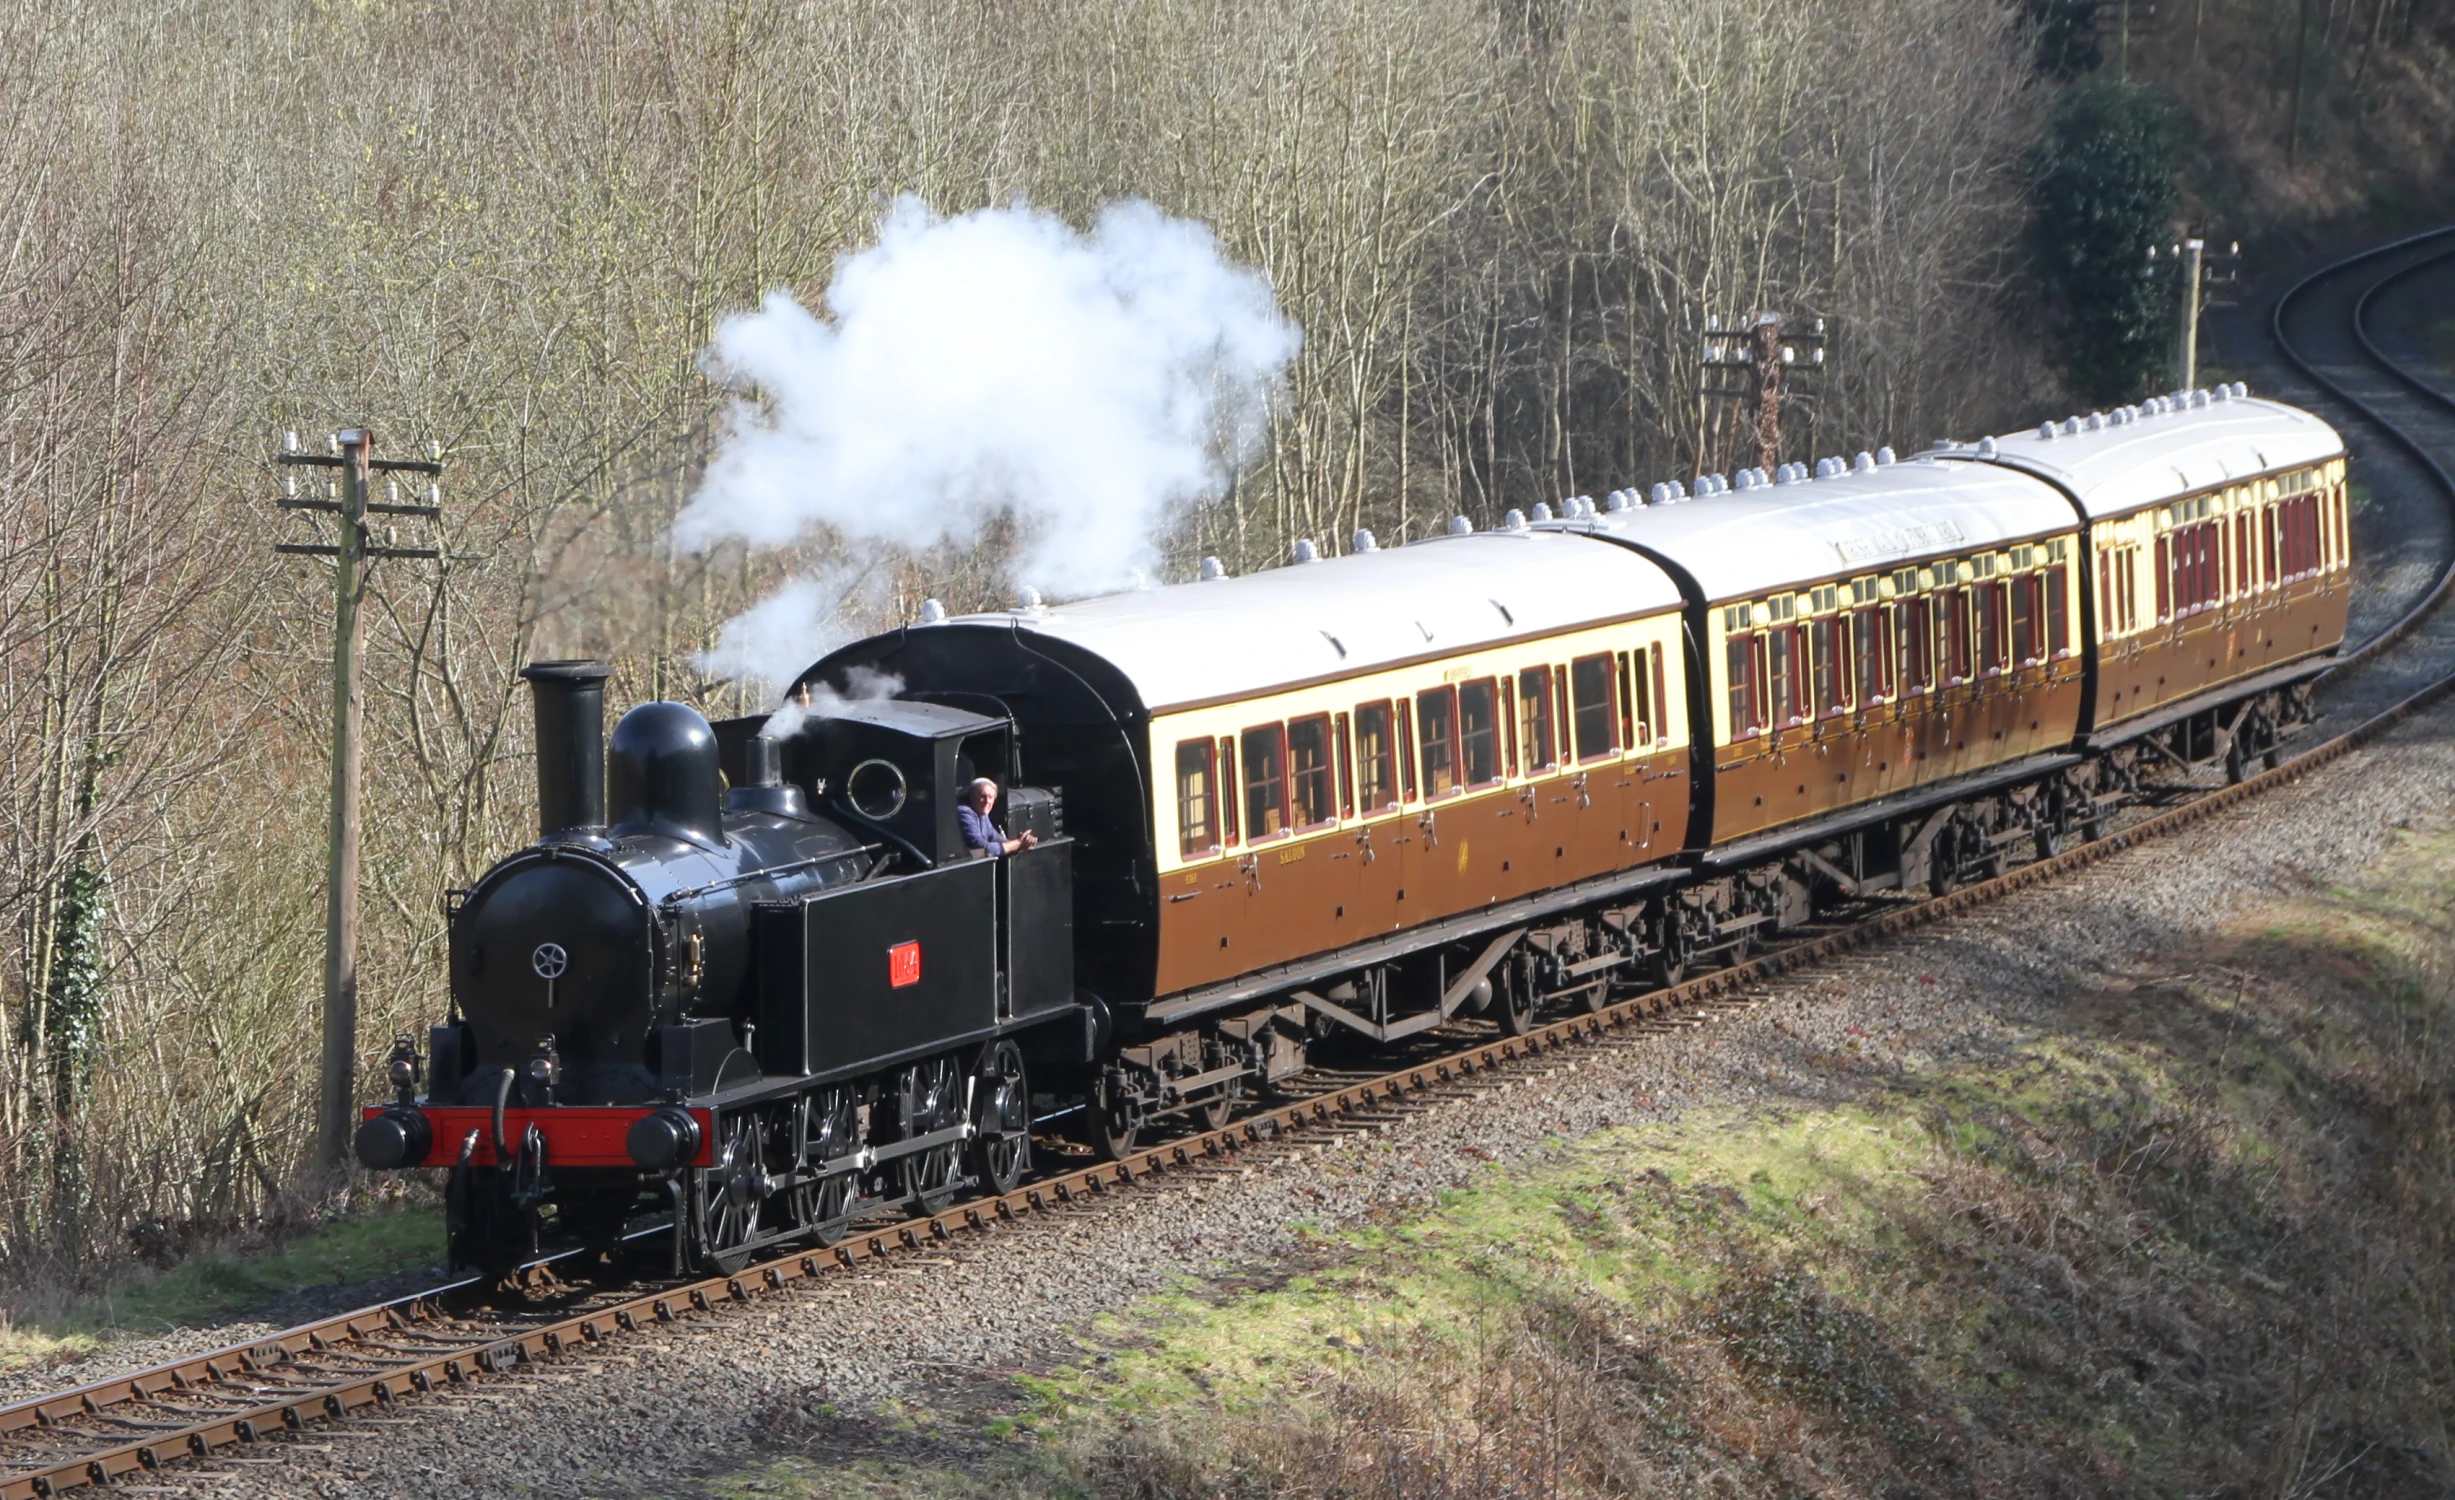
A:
519;660;614;838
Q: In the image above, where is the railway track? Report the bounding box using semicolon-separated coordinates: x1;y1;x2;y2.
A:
8;232;2455;1499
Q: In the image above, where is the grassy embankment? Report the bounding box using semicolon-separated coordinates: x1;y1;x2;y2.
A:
711;818;2455;1497
0;1206;441;1378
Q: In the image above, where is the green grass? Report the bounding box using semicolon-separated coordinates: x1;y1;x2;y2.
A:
696;820;2455;1496
0;1205;444;1376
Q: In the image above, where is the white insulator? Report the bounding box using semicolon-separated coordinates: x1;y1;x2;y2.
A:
1449;515;1473;536
918;598;947;624
1353;529;1378;553
1200;555;1228;580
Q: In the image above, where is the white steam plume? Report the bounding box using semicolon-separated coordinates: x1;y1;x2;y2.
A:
679;195;1300;707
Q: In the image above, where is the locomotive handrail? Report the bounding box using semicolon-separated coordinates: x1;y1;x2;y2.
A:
655;842;888;906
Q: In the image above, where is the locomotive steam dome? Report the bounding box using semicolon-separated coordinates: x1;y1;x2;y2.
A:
609;701;723;848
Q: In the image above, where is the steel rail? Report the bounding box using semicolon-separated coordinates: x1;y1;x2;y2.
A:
6;235;2454;1500
2276;226;2455;676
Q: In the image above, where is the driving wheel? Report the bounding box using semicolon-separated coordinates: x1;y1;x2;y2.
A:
970;1041;1031;1196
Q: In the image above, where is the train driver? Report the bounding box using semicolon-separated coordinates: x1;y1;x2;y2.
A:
960;777;1038;857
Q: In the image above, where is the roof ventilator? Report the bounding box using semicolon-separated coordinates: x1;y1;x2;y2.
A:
1448;515;1473;536
1292;538;1321;563
918;598;947;624
1352;529;1378;553
1199;556;1228;580
1531;502;1552;522
1854;451;1877;472
1013;586;1043;612
1876;447;1897;465
1976;436;1997;458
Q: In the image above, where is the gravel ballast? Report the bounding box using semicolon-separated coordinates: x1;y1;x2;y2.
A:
134;663;2455;1499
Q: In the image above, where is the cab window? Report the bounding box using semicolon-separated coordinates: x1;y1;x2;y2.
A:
1174;739;1217;857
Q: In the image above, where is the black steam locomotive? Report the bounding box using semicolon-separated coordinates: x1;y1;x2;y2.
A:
356;662;1079;1272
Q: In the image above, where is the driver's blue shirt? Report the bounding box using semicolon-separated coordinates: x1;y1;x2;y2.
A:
958;804;1004;856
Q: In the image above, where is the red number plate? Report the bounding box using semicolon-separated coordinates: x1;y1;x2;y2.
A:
888;940;921;988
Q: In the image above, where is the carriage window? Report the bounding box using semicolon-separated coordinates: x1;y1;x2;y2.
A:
2044;567;2070;655
1240;724;1288;838
1458;679;1501;785
1500;677;1518;776
1853;607;1890;701
1616;652;1638;747
2234;514;2251;595
2010;576;2037;664
1894;597;1931;693
1811;616;1850;717
1220;737;1239;844
1416;687;1459;797
2261;507;2278;583
1570;653;1618;758
1650;644;1668;744
1977;582;2008;671
1287;715;1336;828
1941;589;1972;681
1725;634;1760;739
1518;667;1556;768
1354;701;1397;810
1175;740;1217;858
1764;627;1802;727
1397;699;1416;799
1335;713;1355;816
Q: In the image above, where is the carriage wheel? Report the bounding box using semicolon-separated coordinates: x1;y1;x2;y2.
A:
1087;1068;1145;1161
1493;960;1537;1036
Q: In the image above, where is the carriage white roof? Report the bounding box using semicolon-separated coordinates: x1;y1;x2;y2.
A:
1976;393;2344;519
1542;457;2075;605
925;529;1685;715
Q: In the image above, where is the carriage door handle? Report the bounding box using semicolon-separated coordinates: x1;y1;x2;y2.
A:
1354;825;1376;864
1238;853;1262;891
1519;785;1538;822
1418;809;1438;847
1572;772;1592;808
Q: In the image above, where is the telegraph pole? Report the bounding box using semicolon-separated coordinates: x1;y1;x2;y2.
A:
276;429;442;1169
2151;235;2240;391
1701;312;1827;474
